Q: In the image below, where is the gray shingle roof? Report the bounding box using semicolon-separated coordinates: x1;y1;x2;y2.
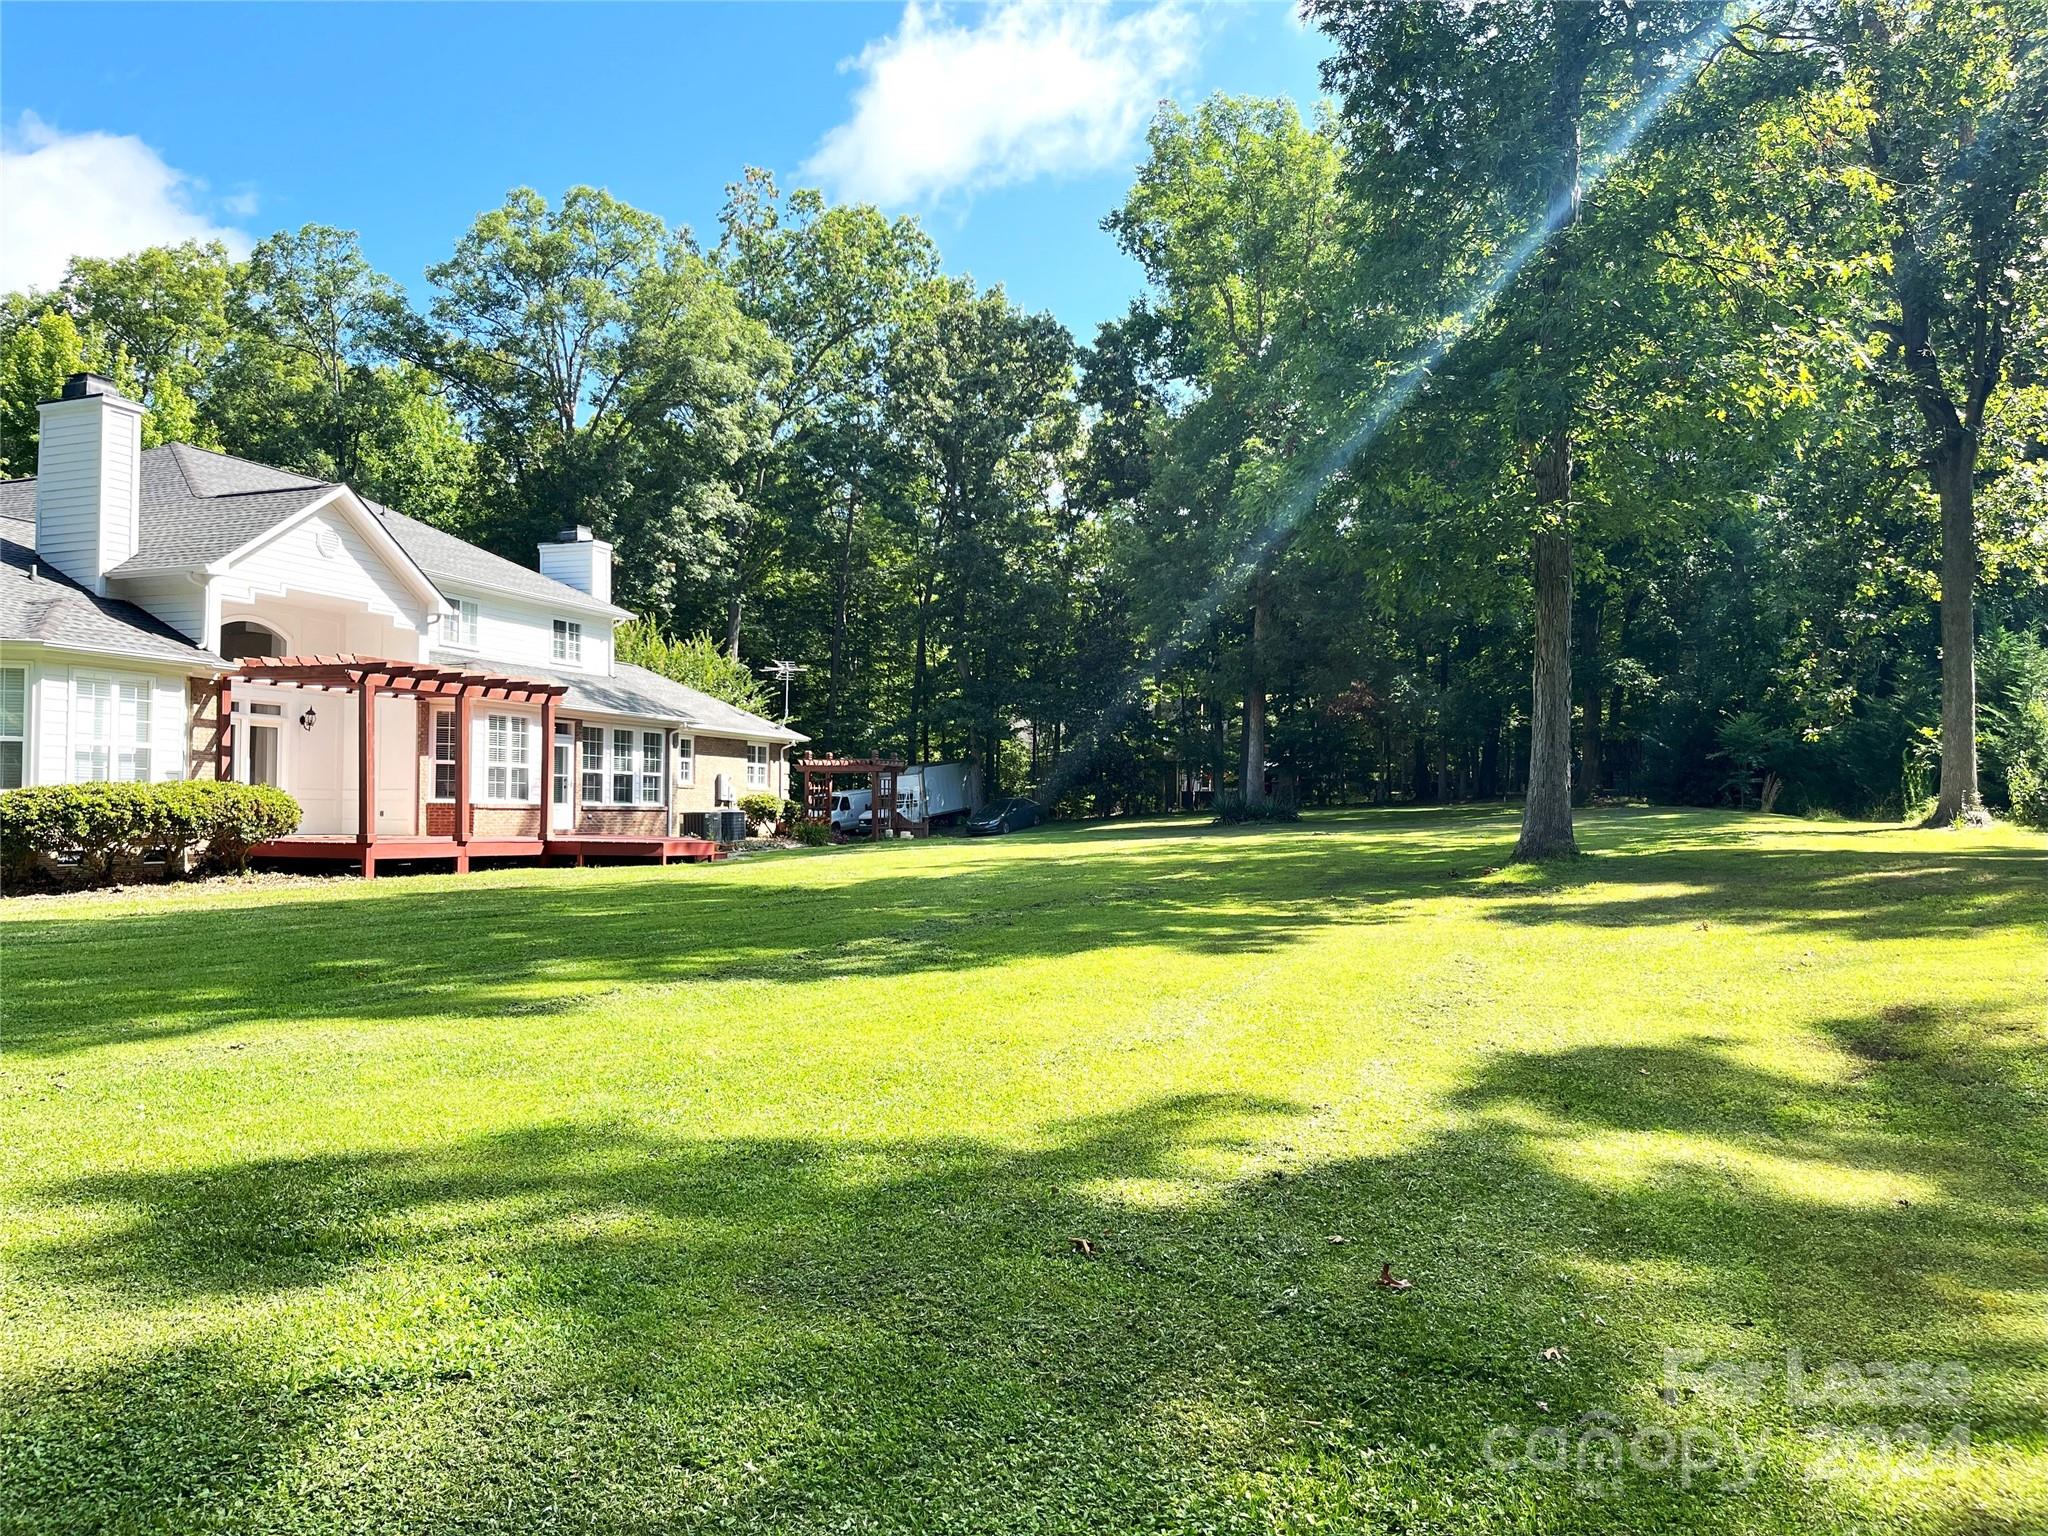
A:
108;444;341;575
9;443;624;621
429;651;806;743
369;501;631;620
0;512;224;669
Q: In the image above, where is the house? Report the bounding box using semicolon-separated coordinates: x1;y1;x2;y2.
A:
0;373;805;875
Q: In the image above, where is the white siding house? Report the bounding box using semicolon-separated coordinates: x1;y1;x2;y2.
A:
0;373;805;867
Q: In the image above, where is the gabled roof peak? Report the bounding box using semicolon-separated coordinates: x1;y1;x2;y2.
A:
159;441;329;500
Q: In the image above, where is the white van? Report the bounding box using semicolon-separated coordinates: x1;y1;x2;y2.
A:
828;789;872;834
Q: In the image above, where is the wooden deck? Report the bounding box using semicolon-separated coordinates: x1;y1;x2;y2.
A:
252;833;725;878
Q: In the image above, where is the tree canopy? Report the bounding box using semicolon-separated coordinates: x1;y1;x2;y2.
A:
3;1;2042;829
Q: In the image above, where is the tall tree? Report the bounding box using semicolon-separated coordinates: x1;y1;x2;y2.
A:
212;224;476;525
714;170;937;660
390;186;782;613
886;278;1077;782
55;241;233;448
1314;0;1731;857
1107;96;1344;810
1828;0;2047;823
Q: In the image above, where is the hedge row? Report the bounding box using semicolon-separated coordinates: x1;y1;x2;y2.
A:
1;781;302;886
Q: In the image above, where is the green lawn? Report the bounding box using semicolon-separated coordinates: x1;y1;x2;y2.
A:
2;807;2044;1535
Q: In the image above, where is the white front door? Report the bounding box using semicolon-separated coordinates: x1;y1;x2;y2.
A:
551;724;574;831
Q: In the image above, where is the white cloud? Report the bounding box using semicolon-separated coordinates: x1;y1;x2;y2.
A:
804;0;1201;206
0;112;253;293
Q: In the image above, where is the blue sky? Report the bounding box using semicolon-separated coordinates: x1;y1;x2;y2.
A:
1;1;1328;340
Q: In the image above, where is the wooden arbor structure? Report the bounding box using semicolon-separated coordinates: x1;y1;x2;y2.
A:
796;755;908;836
221;654;568;878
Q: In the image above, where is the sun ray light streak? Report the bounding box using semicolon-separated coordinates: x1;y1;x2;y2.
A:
1043;10;1740;803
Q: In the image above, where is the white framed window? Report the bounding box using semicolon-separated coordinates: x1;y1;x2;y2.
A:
431;708;458;800
639;731;663;805
239;701;282;787
580;726;605;804
72;675;151;782
447;598;480;650
675;735;694;787
610;728;634;804
745;742;769;788
485;713;532;802
552;619;582;663
0;666;24;789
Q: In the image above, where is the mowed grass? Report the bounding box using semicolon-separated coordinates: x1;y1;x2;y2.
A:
1;807;2043;1535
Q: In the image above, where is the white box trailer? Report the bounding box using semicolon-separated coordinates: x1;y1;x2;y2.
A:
873;763;972;830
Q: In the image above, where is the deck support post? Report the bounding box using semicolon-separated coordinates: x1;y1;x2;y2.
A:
454;688;473;849
215;676;233;782
358;676;379;880
540;692;559;852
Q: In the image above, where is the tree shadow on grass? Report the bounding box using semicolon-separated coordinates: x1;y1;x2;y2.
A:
10;1027;2044;1534
3;807;2040;1059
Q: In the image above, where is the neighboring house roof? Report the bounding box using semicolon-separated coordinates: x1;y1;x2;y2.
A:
429;651;807;744
0;511;225;670
0;444;626;621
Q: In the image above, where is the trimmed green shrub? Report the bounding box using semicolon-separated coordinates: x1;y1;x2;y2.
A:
186;781;301;871
789;815;834;847
2;783;163;882
0;780;301;887
738;792;787;831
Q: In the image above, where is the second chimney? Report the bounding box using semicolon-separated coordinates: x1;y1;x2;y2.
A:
538;525;612;606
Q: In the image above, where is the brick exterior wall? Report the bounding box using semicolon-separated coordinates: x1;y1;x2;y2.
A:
414;710;670;839
473;805;542;838
415;705;436;833
388;706;781;840
578;806;667;836
674;734;787;813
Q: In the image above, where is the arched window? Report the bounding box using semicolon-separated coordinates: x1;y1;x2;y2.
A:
220;620;285;660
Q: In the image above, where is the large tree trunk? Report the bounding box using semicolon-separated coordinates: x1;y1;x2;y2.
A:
724;592;744;661
1515;450;1578;860
1511;20;1589;863
1929;449;1987;824
1242;586;1271;809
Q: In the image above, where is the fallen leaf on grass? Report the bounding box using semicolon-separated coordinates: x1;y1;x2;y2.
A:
1542;1346;1567;1363
1069;1237;1097;1257
1377;1263;1413;1291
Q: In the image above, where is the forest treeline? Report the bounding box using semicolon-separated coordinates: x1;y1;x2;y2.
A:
4;1;2044;844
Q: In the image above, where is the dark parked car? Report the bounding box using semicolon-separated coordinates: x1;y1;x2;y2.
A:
964;797;1043;836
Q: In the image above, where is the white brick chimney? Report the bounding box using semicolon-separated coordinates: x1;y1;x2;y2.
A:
538;524;612;606
35;373;143;594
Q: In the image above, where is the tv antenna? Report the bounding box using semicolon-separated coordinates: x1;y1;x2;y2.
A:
761;659;807;724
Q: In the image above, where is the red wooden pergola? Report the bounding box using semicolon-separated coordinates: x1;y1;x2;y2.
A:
222;654;569;878
795;755;908;836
